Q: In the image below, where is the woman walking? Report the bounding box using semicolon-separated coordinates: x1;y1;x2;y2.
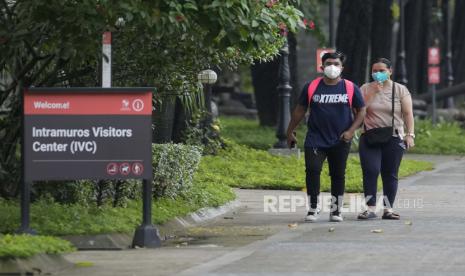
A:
357;58;415;220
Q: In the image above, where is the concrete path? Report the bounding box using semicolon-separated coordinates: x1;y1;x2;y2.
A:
60;155;465;275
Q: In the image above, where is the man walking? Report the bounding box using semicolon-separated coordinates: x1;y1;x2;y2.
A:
286;52;365;222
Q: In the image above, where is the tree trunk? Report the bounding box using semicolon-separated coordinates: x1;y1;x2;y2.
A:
251;57;280;126
336;0;373;86
402;0;433;94
371;0;394;61
251;33;298;126
152;95;176;143
171;97;189;143
452;0;465;85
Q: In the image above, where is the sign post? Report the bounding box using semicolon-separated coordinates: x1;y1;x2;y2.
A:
21;87;161;248
428;47;441;126
102;32;112;88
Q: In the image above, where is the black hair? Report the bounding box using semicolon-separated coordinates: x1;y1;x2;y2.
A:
371;57;392;68
322;51;346;65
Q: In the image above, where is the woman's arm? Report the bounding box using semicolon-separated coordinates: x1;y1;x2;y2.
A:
401;93;415;149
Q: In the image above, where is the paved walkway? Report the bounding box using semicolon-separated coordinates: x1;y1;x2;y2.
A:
61;155;465;275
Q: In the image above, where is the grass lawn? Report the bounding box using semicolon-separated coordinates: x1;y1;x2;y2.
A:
220;116;305;150
0;180;234;236
219;116;465;155
196;140;433;192
0;234;74;259
0;168;235;259
410;120;465;155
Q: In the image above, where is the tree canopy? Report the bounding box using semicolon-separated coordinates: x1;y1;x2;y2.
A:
0;0;305;197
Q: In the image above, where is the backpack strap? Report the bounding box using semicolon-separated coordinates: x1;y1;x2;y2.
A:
344;79;354;108
307;77;355;107
307;77;323;105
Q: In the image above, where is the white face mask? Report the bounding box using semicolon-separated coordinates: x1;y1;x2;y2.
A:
324;65;342;79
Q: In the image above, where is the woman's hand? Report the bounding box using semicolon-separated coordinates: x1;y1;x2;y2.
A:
374;81;384;91
404;135;415;150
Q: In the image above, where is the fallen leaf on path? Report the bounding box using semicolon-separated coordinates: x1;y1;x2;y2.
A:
405;220;413;225
371;229;383;233
75;262;94;267
288;223;298;229
328;227;335;232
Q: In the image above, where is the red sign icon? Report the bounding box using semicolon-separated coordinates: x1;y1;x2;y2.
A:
132;99;144;112
106;163;118;175
428;66;440;84
132;163;144;176
120;163;131;176
428;47;440;65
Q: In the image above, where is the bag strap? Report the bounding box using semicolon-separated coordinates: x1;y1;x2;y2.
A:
307;77;323;105
344;79;354;107
391;81;395;128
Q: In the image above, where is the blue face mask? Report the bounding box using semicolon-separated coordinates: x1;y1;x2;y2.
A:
372;71;389;83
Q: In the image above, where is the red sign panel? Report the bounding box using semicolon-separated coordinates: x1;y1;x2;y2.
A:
316;48;335;72
428;47;440;65
24;90;151;115
428;66;440;84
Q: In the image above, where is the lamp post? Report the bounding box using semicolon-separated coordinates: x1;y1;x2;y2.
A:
274;39;292;149
395;0;408;86
443;0;454;108
198;69;218;124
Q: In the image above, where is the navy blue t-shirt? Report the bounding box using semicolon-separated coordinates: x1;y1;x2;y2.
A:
298;79;364;148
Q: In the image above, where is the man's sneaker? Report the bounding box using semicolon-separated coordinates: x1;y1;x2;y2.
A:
358;210;377;220
329;212;343;222
304;208;320;222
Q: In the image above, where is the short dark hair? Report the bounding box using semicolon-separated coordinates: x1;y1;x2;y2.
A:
322;51;346;65
371;57;392;68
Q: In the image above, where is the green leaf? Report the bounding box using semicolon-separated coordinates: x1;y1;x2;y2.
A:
183;3;198;11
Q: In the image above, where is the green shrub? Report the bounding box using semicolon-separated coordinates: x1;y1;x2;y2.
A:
32;179;140;208
182;111;224;155
30;143;205;205
0;234;75;259
32;180;94;206
152;143;202;198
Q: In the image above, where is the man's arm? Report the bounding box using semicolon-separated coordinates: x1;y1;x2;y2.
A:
286;104;307;147
340;106;366;142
